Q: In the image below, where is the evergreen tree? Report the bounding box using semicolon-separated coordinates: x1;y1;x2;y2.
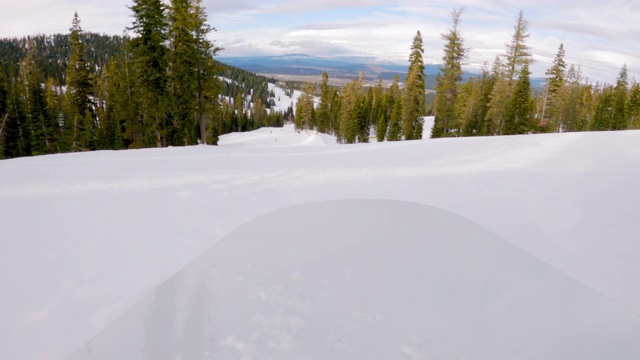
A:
433;8;467;138
316;72;331;134
540;44;567;131
295;82;315;131
0;70;9;157
591;86;614;131
3;79;31;158
611;64;629;130
462;64;494;136
167;0;198;145
402;31;426;140
485;56;511;135
65;12;95;150
192;0;221;144
504;64;533;134
503;10;533;81
555;64;586;132
628;82;640;129
387;94;403;141
128;0;169;147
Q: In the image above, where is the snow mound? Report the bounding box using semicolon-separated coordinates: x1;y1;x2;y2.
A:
70;200;640;360
218;124;337;147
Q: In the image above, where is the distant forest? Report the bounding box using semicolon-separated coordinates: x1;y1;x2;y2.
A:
1;2;639;159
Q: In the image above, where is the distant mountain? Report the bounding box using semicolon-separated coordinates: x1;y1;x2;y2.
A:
217;54;479;90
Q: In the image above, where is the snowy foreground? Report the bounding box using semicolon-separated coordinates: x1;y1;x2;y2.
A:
1;121;640;359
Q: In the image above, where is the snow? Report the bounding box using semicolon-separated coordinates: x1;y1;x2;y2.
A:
219;124;336;147
1;126;640;359
268;82;307;115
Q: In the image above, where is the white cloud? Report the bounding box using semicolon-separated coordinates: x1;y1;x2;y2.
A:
1;0;637;83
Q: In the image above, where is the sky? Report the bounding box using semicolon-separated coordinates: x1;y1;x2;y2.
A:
1;0;638;83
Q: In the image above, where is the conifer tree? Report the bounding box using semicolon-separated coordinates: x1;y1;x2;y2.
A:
65;12;95;150
628;83;640;129
485;56;510;135
192;0;220;144
504;64;533;134
433;8;467;138
0;70;9;157
295;82;316;131
504;10;534;82
555;64;586;132
402;31;426;140
591;86;614;131
611;64;629;130
3;79;31;158
338;74;364;143
462;64;494;136
540;44;567;131
387;95;403;141
128;0;169;147
316;72;331;134
167;0;198;145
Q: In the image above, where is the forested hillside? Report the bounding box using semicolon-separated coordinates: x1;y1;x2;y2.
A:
0;0;289;159
2;3;639;160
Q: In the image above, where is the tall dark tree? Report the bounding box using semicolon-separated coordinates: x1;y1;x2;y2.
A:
316;72;331;134
128;0;169;147
504;64;533;135
65;12;95;150
167;0;198;145
540;44;567;131
433;8;467;138
503;10;533;82
192;0;221;145
402;31;426;140
611;64;629;130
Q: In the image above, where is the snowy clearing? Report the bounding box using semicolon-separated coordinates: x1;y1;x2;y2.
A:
1;125;640;359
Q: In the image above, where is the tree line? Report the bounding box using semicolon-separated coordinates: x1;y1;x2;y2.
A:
2;6;640;158
0;0;291;159
293;9;640;143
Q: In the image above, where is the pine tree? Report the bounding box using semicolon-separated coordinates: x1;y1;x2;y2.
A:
504;10;533;82
611;64;629;130
485;56;510;135
338;74;364;143
128;0;169;147
295;82;316;132
540;44;567;131
387;95;403;141
462;64;494;136
0;70;9;157
65;12;95;150
591;86;614;131
316;72;331;134
402;31;426;140
3;78;31;158
433;8;467;138
504;64;533;134
192;0;221;144
167;0;198;145
628;82;640;129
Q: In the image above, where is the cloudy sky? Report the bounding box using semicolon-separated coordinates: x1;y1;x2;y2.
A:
1;0;638;83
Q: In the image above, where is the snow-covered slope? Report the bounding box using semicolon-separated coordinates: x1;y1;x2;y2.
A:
69;200;640;360
1;128;640;359
218;124;336;147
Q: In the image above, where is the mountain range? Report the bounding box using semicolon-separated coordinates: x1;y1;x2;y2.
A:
217;53;546;89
